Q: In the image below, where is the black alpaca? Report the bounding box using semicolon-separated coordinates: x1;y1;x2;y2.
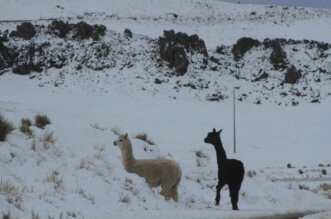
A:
204;128;244;210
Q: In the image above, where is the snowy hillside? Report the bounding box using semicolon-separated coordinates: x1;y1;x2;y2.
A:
1;0;331;218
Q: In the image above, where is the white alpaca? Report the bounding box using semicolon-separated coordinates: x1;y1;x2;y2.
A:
113;134;182;202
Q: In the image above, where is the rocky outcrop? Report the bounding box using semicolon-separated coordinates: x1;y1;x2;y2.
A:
263;39;288;70
159;30;208;75
49;20;72;38
232;37;260;61
190;34;208;57
73;22;106;40
10;22;36;40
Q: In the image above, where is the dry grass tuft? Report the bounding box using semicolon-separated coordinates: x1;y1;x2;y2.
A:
134;132;155;145
119;193;130;203
39;132;55;149
34;113;51;129
0;180;20;196
0;179;23;209
319;183;331;191
46;170;63;191
0;114;15;141
77;188;95;204
20;118;33;137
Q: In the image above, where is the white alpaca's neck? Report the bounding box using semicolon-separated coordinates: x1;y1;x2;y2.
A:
119;141;136;173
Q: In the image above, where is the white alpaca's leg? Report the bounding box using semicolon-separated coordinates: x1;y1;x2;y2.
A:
160;183;172;200
170;185;179;202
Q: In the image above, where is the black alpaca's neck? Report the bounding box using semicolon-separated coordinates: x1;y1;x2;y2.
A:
212;137;227;165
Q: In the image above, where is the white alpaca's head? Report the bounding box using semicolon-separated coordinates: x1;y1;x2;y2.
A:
113;133;131;150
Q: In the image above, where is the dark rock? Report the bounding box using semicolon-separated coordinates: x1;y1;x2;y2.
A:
154;78;162;84
210;56;220;64
159;37;175;64
73;22;93;40
76;64;82;70
49;20;71;38
124;28;132;38
252;71;268;82
73;22;106;40
269;39;288;70
315;41;330;51
285;65;301;84
232;37;260;61
13;62;42;75
215;46;226;54
176;32;190;51
207;93;224;101
183;82;197;89
173;46;188;75
0;39;10;71
158;30;208;74
10;22;36;40
189;34;208;57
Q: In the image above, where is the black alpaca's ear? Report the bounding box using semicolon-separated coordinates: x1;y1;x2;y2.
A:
217;129;223;134
124;133;128;139
213;128;216;132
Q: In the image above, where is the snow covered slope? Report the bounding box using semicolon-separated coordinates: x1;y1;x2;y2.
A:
0;0;331;218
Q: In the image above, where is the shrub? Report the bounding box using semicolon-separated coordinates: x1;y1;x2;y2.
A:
134;132;155;145
0;114;15;141
34;113;51;129
319;183;331;191
20;118;33;136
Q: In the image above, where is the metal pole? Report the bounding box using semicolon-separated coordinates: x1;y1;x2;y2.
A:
233;88;236;153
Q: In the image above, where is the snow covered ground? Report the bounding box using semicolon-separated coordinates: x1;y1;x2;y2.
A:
1;0;331;218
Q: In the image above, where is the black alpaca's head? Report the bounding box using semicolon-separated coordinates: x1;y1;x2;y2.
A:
204;128;222;145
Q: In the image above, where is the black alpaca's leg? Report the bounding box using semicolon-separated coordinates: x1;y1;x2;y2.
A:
215;179;226;205
229;185;239;210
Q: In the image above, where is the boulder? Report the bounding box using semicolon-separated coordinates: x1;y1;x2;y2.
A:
189;34;208;57
12;62;42;75
124;28;132;38
49;20;72;38
176;32;190;51
173;46;188;75
10;22;36;40
73;22;106;40
269;39;288;70
159;30;208;74
285;65;301;84
232;37;260;61
0;39;14;72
